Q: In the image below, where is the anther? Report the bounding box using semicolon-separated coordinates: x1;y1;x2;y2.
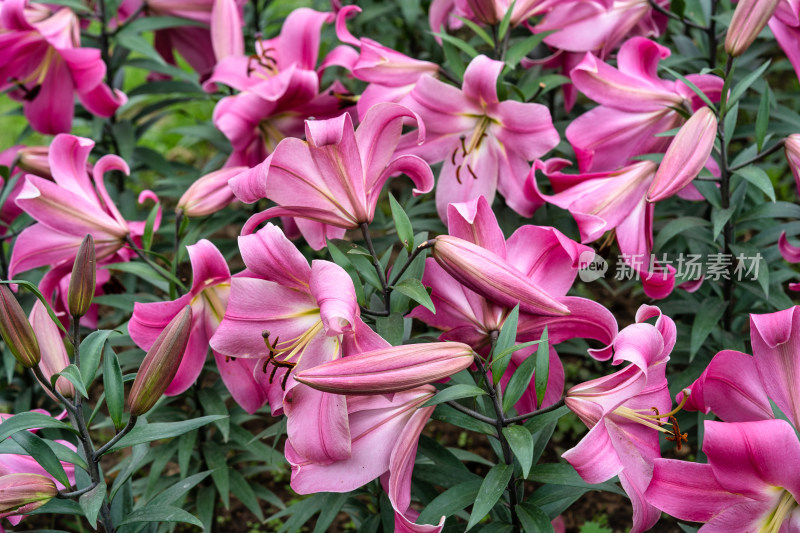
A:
466;164;478;180
650;407;663;426
664;416;688;451
455;165;462;184
451;147;458;166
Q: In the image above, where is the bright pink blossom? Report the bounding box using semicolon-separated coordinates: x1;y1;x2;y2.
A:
230;103;433;249
398;55;559;220
566;37;722;172
0;0;125;134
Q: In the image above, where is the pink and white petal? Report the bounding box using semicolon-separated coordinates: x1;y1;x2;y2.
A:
309;260;358;336
77;83;126;118
341;317;391;355
276;8;332;71
356;103;425;186
187;239;231;294
47;134;96;200
490;100;559;161
779;232;800;263
8;225;83;278
59;47;106;94
24;59;73;135
494;146;541;218
284;386;351;464
562;419;623;484
446;195;506;258
462;55;502;105
405;75;479;133
211;0;244;60
506;226;588;295
293;218;346;251
435;142;498;222
129;294;194;350
238;223;311;290
163;318;212;395
214;352;269;414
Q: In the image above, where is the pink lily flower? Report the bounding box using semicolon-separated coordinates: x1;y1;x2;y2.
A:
562;305;677;533
335;6;439;120
8;134;159;280
0;146;32;233
786;133;800;193
286;386;444;532
428;0;559;32
210;223;389;464
566;37;723;172
229;102;433;249
527;159;678;298
0;0;126;134
533;0;668;58
204;8;353;168
646;419;800;531
0;409;76;530
769;1;800;85
409;197;618;412
127;239;272;413
398;55;559;220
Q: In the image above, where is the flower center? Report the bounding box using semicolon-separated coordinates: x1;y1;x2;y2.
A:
612;389;691;450
260;319;325;388
760;490;798;533
450;115;492;184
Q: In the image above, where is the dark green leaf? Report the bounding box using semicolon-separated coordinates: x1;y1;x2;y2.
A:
314;493;350;533
497;0;515;41
11;431;70;487
119;505;203;527
502;426;534;478
502;347;538;413
418;479;481;525
53;365;88;398
118;15;206;34
493;304;519;385
661;66;715;112
455;15;494;46
711;207;735;239
326;240;366;306
516;503;554;533
389;194;415;253
441;37;466;80
141;200;161;251
734;165;776;202
198;388;230;442
392;278;434;313
756;88;771;152
157;471;212;506
727;59;771;109
79;330;117;386
376;312;404;346
432;404;496;436
79;481;107;529
103;345;125;431
108;416;228;452
423;384;487;407
534;328;549;408
432;32;479;57
505;33;550;68
0;412;75;441
467;463;513;530
690;299;726;358
204;442;230;508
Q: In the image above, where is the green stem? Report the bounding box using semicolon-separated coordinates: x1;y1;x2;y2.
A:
359;223;391;312
94;416;137;458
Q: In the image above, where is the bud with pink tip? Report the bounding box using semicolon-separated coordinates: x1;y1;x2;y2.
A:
725;0;781;56
68;235;96;318
0;473;57;517
0;285;40;368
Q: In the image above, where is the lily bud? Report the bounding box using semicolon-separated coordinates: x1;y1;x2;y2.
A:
725;0;781;56
432;235;569;316
30;301;73;399
68;234;96;318
0;285;40;368
647;107;718;203
15;146;52;179
466;0;501;24
177;166;245;218
128;306;192;416
294;342;475;394
785;134;800;193
0;473;57;516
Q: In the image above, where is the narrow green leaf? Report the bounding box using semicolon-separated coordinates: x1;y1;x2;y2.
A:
314;493;350;533
711;206;735;239
116;32;166;64
392;278;434;313
157;471;212;506
492;304;519;385
141;201;161;252
198;388;230;442
119;505;203;528
661;66;716;112
423;384;487;407
534;328;549;408
497;0;516;41
727;59;771;109
690;300;726;359
103;345;125;431
204;443;230;508
79;481;107;529
723;101;738;146
432;32;479;58
108;415;228;452
432;404;497;435
516;503;554;533
53;365;88;398
11;431;70;488
455;15;495;46
734;165;776;202
117;15;206;34
441;37;466;80
755;88;770;152
79;330;117;386
505;33;550;68
502;425;534;478
376;312;404;346
502;347;538;413
389;194;415;253
0;412;75;441
418;480;482;524
178;430;198;477
326;240;366;307
230;469;264;521
467;463;513;530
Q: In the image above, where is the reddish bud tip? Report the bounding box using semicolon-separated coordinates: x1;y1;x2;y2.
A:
0;473;57;516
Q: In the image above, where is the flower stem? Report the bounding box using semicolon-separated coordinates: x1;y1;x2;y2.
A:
359;223;391;312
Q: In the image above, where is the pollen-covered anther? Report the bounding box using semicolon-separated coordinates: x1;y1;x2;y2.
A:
665;416;688;451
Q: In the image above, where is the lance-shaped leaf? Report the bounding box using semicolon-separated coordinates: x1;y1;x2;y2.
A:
294;342;474;394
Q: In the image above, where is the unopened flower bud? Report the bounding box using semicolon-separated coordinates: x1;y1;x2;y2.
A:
0;285;40;368
432;235;569;316
29;301;73;399
15;146;51;180
785;134;800;193
0;473;57;516
68;234;96;318
466;0;501;24
725;0;781;57
647;106;718;203
177;166;246;218
128;306;192;416
295;342;475;394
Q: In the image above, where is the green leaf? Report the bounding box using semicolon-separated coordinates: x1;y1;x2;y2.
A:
116;32;166;64
734;165;776;202
141;200;161;251
376;312;404;346
0;412;75;441
502;425;534;478
690;299;726;359
204;443;229;508
119;15;207;34
0;439;86;471
711;206;735;239
528;464;626;496
32;0;90;12
11;431;70;488
497;0;515;41
493;304;519;385
392;278;434;313
516;503;554;533
79;481;107;529
52;365;88;398
442;37;466;80
755;87;771;152
455;15;494;47
467;463;513;530
423;384;487;407
432;32;479;58
654;217;710;251
432;404;497;436
502;347;538;413
326;240;366;307
723;101;738;146
418;479;482;525
79;330;117;386
534;328;549;409
661;66;716;112
727;59;771;110
157;470;212;506
389;194;415;253
108;416;228;453
103;345;125;431
230;469;264;521
505;32;550;68
314;493;350;533
198;388;230;442
119;505;203;528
